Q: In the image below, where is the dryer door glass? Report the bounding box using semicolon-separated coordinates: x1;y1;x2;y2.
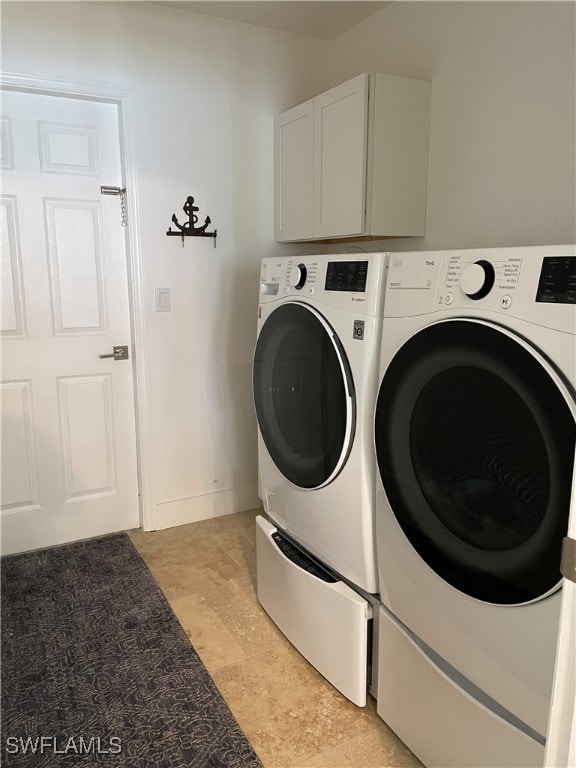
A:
253;302;355;489
374;320;575;604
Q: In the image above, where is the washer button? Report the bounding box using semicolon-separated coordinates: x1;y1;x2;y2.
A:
308;286;315;295
445;293;454;305
501;295;513;309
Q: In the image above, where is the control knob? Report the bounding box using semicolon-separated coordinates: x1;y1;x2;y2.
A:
288;263;307;290
460;260;496;300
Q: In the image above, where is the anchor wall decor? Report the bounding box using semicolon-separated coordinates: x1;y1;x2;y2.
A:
167;195;217;247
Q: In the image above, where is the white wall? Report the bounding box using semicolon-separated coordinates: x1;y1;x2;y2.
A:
1;1;327;529
319;0;576;252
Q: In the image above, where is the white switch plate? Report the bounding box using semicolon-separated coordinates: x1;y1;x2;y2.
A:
155;287;170;312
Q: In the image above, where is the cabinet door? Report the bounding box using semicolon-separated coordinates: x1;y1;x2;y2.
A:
275;99;314;242
314;73;368;238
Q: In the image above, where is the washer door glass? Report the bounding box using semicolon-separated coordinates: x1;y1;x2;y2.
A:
374;320;575;604
253;302;355;489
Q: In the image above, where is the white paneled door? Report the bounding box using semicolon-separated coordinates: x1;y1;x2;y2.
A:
0;89;139;555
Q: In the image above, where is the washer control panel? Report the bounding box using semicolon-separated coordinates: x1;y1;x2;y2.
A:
286;259;319;294
288;263;308;290
259;254;387;316
325;260;369;292
260;258;370;296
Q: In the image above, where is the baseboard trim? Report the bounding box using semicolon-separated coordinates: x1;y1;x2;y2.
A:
154;484;260;530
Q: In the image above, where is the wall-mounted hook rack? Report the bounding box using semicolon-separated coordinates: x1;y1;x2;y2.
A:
166;195;217;247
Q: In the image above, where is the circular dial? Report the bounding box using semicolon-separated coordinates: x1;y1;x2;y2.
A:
460;260;496;300
288;263;307;290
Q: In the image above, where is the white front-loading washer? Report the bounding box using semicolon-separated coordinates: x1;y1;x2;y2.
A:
253;253;386;705
373;245;576;768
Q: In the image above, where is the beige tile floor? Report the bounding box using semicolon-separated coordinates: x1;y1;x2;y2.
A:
129;508;423;768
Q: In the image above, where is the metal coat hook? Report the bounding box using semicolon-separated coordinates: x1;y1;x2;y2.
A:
166;196;217;247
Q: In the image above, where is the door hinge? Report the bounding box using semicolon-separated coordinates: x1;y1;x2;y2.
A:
560;536;576;584
101;186;127;227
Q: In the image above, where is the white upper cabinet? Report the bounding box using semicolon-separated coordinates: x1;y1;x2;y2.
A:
314;74;369;239
275;73;431;242
274;99;314;242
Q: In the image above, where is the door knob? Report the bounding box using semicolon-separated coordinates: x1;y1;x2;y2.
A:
99;345;129;360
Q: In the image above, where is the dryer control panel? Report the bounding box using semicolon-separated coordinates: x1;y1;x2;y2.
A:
384;245;576;333
536;256;576;304
446;252;521;297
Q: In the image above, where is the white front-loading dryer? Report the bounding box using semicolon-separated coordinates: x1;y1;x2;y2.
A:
253;253;386;705
373;246;576;767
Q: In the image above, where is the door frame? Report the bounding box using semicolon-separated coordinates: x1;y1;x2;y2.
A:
1;70;155;531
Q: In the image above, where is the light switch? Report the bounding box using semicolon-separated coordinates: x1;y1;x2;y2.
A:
155;288;170;312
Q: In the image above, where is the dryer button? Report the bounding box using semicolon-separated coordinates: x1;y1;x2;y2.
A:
501;295;513;309
461;260;496;300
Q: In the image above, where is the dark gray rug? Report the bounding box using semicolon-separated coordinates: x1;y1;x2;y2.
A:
1;533;263;767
